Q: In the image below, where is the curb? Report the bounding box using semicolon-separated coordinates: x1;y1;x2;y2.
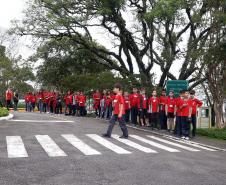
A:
0;113;14;121
126;124;226;152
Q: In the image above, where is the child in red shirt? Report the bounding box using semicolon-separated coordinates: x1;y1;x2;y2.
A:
166;90;176;132
124;91;130;123
139;89;148;126
159;89;168;130
148;90;160;129
105;91;113;120
102;83;128;138
190;90;203;137
78;92;86;116
93;90;101;118
129;87;140;125
178;90;192;140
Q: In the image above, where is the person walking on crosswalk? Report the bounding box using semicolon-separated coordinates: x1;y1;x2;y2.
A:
102;83;129;139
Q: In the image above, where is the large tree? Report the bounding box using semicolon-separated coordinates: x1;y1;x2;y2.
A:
11;0;225;88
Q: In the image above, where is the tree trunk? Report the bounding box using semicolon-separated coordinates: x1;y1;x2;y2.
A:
213;101;225;128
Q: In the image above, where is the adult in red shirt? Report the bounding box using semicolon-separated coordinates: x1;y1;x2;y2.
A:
178;90;192;140
190;90;203;137
148;90;160;129
123;91;130;123
129;87;140;125
165;90;176;132
102;83;128;139
93;90;101;118
5;88;13;110
159;89;168;130
139;89;148;126
78;92;86;117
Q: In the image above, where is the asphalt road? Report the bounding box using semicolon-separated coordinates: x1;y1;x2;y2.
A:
0;112;225;185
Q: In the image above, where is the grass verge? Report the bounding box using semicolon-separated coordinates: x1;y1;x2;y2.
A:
196;128;226;141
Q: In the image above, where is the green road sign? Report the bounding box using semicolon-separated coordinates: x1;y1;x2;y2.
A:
166;80;188;97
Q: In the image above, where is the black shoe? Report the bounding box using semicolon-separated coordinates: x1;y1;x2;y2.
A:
102;133;111;138
119;135;128;139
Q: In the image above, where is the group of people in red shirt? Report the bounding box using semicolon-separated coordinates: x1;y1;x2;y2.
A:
95;86;202;140
24;90;87;116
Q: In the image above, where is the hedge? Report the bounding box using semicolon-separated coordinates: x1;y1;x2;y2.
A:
0;108;9;117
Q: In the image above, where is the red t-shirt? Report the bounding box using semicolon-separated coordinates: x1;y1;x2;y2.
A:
176;97;183;116
190;98;203;115
140;95;148;109
93;92;101;108
129;93;140;107
167;97;176;113
105;97;112;107
148;97;159;113
178;98;192;117
113;94;125;115
124;96;130;110
6;90;13;100
159;96;167;111
31;95;36;103
79;95;86;107
24;94;30;103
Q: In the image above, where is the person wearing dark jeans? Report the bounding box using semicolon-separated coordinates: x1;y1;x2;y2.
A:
129;88;140;125
102;83;128;138
131;107;138;125
189;90;203;138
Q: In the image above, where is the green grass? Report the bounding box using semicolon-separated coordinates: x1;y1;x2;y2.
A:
0;108;9;117
196;128;226;141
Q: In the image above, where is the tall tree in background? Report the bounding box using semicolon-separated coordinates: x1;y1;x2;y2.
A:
11;0;225;88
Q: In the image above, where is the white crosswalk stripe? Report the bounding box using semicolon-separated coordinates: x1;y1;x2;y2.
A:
87;134;131;154
112;135;158;153
165;136;217;151
62;134;101;155
6;136;28;158
35;135;67;157
130;135;180;152
147;136;200;152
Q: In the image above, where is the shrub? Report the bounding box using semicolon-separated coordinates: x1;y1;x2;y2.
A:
0;108;9;117
196;128;226;140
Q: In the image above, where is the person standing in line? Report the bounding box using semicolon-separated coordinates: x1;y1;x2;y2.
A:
93;90;101;118
178;90;192;140
148;90;160;130
55;93;63;114
100;96;106;119
189;90;203;138
102;83;128;139
159;89;168;130
165;90;176;133
139;89;148;127
105;91;113;120
13;90;19;111
37;90;44;113
129;87;140;125
78;91;86;117
5;88;13;110
72;91;77;116
124;91;131;124
174;90;184;137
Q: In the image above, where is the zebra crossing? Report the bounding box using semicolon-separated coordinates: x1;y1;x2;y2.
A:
4;134;218;159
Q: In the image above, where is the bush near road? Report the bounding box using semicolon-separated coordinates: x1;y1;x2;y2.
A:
0;108;9;117
197;128;226;141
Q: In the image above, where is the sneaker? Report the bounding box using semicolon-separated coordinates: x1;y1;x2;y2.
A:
185;137;190;140
102;133;111;138
181;136;185;139
119;135;128;139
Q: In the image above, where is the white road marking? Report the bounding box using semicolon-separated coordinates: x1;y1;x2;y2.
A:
9;120;74;123
130;135;180;152
112;135;158;153
86;134;131;154
164;136;217;151
62;134;101;155
6;136;28;158
35;135;67;157
147;136;200;152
